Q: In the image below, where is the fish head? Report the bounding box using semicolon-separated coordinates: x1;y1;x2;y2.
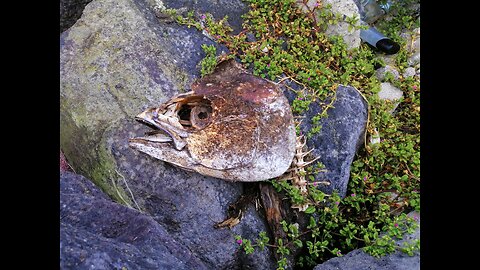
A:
129;59;296;181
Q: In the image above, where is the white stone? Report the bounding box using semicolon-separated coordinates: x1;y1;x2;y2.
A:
376;65;400;81
413;36;420;53
378;82;403;101
377;53;396;66
403;67;416;78
399;27;420;55
323;0;361;50
153;0;166;12
408;52;420;67
295;0;361;50
414;27;420;35
378;82;403;113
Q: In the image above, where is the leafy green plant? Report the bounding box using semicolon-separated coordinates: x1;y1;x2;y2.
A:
199;44;217;77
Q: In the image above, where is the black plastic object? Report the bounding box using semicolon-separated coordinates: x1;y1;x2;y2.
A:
375;39;400;55
360;26;400;55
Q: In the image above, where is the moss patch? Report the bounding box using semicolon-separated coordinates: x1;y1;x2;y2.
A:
60;107;131;205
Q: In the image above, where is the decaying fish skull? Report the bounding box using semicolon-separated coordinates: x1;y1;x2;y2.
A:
129;59;296;182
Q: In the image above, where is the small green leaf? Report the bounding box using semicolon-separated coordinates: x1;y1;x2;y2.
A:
304;206;316;214
294;239;303;248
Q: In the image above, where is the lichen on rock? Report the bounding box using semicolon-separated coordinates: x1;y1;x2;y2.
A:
60;0;217;202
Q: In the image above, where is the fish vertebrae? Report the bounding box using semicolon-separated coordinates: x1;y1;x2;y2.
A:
277;121;330;211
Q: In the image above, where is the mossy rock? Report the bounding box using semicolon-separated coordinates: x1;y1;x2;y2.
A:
60;0;276;268
60;0;216;201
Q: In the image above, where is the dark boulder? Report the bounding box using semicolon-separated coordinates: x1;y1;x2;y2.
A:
299;85;368;198
60;171;209;269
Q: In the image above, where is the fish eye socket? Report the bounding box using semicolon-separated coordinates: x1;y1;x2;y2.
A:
178;106;191;121
176;97;213;130
197;111;208;119
191;104;213;129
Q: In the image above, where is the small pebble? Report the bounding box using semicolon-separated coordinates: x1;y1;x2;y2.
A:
403;67;416;78
375;65;400;81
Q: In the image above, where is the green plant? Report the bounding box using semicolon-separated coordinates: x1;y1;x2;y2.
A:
200;44;217;77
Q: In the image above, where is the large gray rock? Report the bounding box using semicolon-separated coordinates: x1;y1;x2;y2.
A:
298;85;368;198
60;0;93;33
61;168;273;269
60;0;222;201
107;118;276;269
60;171;209;269
60;0;275;269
